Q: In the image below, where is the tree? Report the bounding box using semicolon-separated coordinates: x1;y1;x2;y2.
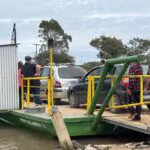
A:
53;51;75;64
34;51;49;66
35;51;75;66
90;35;127;59
38;19;72;52
35;19;74;65
128;38;150;54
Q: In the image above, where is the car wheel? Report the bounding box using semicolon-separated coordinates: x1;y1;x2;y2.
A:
110;94;126;114
69;92;80;108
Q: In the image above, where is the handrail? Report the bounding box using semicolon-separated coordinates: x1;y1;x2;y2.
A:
21;76;53;114
23;77;49;80
21;39;54;114
87;75;150;111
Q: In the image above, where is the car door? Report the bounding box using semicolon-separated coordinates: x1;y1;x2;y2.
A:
70;66;111;104
77;67;101;103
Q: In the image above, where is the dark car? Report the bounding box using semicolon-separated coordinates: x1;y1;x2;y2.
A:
67;64;149;112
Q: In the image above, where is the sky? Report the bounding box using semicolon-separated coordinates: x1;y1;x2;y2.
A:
0;0;150;64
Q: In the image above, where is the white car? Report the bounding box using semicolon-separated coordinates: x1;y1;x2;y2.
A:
40;64;87;104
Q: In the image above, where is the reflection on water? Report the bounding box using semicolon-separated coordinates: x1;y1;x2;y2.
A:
0;124;148;150
0;141;17;150
0;125;59;150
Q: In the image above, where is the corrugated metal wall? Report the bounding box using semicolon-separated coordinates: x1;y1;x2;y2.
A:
0;45;18;110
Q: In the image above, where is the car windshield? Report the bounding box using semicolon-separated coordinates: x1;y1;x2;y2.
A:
58;66;86;79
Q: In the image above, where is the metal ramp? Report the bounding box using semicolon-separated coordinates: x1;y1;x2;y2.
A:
102;110;150;135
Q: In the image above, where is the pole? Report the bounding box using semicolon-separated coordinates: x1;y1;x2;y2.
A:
88;63;111;114
21;79;24;110
27;79;30;107
47;79;51;114
33;44;40;57
91;62;129;130
48;39;54;108
50;47;54;105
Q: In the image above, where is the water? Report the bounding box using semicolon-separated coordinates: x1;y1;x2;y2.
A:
0;125;148;150
0;125;58;150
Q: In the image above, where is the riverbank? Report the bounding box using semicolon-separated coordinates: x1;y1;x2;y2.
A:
84;141;150;150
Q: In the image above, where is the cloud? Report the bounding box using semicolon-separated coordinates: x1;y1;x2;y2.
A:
0;19;13;23
83;12;150;20
1;0;150;64
139;25;150;29
0;18;48;24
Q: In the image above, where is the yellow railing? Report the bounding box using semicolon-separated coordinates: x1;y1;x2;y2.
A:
87;75;150;112
21;76;53;114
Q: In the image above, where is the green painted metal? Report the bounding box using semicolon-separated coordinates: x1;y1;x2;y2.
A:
0;111;125;137
87;54;150;131
88;63;112;114
91;62;129;130
88;55;143;115
106;55;141;65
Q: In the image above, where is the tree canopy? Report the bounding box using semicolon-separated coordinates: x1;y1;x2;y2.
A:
38;19;72;52
90;35;127;59
128;38;150;54
90;36;150;59
35;19;74;65
35;51;75;66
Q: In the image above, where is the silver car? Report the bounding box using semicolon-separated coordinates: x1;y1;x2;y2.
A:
40;64;87;104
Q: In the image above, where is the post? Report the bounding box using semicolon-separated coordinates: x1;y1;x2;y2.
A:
27;79;30;107
88;63;111;114
109;77;115;108
21;79;24;110
48;39;54;106
91;62;129;130
87;76;92;111
47;78;51;114
140;76;144;103
51;106;74;150
92;77;95;98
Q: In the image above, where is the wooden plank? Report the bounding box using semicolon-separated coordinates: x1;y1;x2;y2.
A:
51;106;74;150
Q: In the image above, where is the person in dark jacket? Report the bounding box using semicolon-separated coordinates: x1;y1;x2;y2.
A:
22;56;42;105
